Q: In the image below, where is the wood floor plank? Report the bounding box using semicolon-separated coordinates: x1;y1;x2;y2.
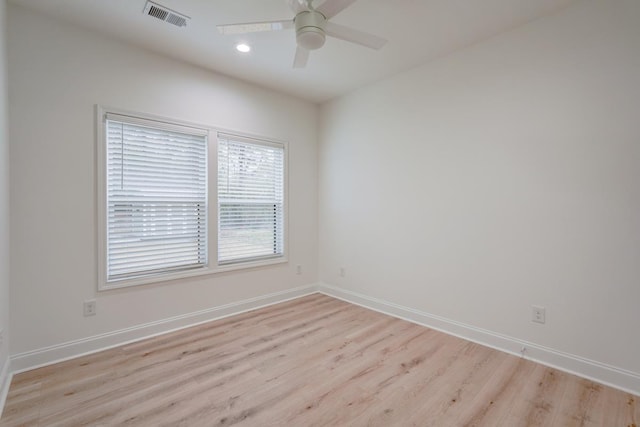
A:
1;294;637;426
500;364;569;427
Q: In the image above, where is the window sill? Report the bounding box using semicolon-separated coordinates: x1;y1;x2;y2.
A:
99;256;288;291
215;256;288;274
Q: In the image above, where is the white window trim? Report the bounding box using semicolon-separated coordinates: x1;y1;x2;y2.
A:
96;105;288;291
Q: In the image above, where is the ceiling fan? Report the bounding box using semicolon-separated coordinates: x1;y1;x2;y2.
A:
217;0;387;68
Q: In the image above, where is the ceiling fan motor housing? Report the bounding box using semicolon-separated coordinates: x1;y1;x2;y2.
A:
295;10;326;50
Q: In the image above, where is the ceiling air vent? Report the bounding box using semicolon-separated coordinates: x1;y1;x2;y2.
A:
143;1;190;28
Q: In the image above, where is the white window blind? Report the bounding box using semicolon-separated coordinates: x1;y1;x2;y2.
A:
218;134;284;264
105;114;208;282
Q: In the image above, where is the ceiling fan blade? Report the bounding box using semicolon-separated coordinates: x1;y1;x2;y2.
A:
287;0;309;14
293;46;310;68
324;21;387;50
217;20;293;35
316;0;357;19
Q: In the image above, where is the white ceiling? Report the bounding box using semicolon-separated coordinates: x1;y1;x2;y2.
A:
10;0;577;103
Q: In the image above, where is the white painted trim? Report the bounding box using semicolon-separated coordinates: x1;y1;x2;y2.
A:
10;284;318;374
318;282;640;397
0;357;11;420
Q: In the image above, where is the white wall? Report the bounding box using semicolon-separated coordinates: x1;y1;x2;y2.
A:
7;4;318;356
319;0;640;380
6;0;640;396
0;0;11;384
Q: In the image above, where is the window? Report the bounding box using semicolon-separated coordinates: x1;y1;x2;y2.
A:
98;108;287;290
217;133;285;265
99;111;209;288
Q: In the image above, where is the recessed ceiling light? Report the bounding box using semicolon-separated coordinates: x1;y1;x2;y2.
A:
236;43;251;53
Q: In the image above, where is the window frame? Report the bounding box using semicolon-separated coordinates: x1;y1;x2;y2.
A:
97;106;288;291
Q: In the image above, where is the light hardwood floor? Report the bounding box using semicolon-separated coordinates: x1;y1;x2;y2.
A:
1;294;638;426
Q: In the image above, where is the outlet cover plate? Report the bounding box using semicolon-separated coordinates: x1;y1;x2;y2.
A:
84;300;97;317
532;305;546;324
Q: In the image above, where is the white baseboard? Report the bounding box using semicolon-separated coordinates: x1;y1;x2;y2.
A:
318;282;640;397
0;357;11;420
10;284;319;375
6;281;638;407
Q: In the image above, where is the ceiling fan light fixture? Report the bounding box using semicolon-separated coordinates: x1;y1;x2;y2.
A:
296;28;326;50
295;10;326;50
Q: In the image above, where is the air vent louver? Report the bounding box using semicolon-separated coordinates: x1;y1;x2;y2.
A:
143;1;189;28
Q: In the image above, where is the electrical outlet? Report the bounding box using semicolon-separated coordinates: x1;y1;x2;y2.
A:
532;305;545;324
84;300;97;317
0;329;4;347
339;267;346;278
296;264;302;275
